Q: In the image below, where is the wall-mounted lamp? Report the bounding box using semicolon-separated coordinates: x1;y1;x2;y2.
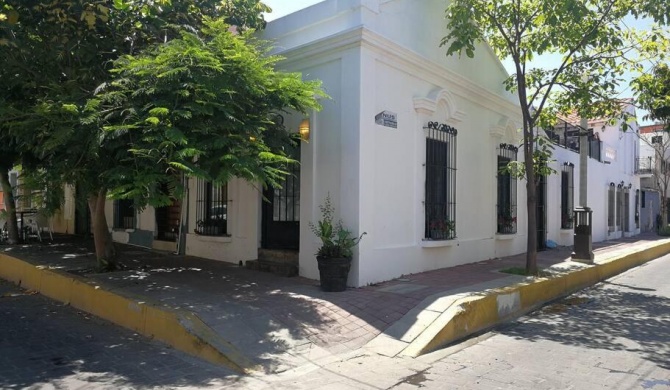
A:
628;183;633;189
299;119;310;141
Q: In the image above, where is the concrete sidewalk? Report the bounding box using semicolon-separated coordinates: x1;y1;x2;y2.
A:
1;234;668;376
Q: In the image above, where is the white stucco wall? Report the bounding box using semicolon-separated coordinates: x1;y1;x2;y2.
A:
184;177;260;264
267;0;527;286
545;104;641;246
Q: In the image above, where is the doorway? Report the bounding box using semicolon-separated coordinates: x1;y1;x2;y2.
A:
261;146;300;250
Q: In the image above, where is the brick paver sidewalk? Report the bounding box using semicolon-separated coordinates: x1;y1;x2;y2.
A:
1;233;663;373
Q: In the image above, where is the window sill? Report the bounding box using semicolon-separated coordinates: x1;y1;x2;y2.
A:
421;238;458;248
559;229;573;234
112;228;135;233
189;233;233;244
495;233;516;241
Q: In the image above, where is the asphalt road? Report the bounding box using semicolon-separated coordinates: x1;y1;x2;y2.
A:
1;255;669;390
411;254;670;389
0;279;240;390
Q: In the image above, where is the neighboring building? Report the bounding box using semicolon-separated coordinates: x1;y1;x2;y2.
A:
544;103;641;246
102;0;643;287
637;123;670;228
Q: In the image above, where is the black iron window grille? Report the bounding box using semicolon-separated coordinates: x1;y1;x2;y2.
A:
544;120;601;161
608;183;616;232
624;185;631;232
194;179;228;236
497;144;518;234
652;135;663;144
617;182;625;231
113;199;135;229
635;189;640;228
424;122;457;240
273;164;300;222
561;163;575;229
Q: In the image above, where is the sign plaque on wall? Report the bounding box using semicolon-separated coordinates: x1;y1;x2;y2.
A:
375;110;398;129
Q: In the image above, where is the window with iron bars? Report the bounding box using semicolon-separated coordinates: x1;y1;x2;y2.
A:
497;144;518;234
616;182;625;231
607;183;615;232
561;163;575;229
113;199;135;229
425;122;457;240
624;185;631;232
194;179;228;236
635;190;640;228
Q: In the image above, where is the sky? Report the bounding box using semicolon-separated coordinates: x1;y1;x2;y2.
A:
263;0;323;21
263;1;659;125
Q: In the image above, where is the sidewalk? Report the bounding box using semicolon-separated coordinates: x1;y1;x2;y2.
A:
0;233;668;375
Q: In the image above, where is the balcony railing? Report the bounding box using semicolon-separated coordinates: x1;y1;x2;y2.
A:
636;157;654;174
545;119;602;162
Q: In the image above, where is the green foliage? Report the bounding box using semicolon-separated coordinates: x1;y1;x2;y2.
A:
0;1;324;211
633;62;670;125
309;194;366;259
657;225;670;236
90;18;324;198
503;137;557;183
499;266;549;277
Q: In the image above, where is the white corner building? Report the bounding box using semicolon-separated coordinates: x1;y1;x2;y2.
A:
96;0;643;287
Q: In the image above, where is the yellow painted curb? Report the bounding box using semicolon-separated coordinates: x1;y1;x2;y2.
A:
402;238;670;357
0;253;256;374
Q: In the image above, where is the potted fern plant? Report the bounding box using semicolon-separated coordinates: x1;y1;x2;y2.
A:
310;195;366;292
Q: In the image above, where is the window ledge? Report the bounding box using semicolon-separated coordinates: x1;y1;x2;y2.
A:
189;233;233;244
495;233;516;241
421;238;458;248
560;229;573;234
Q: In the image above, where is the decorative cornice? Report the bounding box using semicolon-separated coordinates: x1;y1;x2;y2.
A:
274;26;520;119
413;89;466;125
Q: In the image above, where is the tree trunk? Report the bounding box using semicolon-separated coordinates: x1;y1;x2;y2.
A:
0;168;20;244
88;189;117;271
525;159;539;275
662;188;668;229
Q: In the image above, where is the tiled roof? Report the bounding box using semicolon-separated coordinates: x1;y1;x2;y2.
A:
640;123;668;134
558;99;634;127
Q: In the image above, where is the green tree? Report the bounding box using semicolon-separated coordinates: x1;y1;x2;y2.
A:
0;1;323;269
442;0;669;274
634;63;670;128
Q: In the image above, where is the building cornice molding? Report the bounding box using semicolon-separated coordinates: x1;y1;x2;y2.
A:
274;27;520;119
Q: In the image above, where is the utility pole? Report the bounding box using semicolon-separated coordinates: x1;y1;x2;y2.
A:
572;115;594;263
579;116;588;207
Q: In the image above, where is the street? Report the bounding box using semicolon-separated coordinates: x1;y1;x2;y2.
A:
0;279;240;389
1;255;669;389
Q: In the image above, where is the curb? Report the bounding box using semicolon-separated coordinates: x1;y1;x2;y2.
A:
365;239;670;358
0;253;257;374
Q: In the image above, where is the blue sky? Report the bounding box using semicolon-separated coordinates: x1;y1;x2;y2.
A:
263;0;323;21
